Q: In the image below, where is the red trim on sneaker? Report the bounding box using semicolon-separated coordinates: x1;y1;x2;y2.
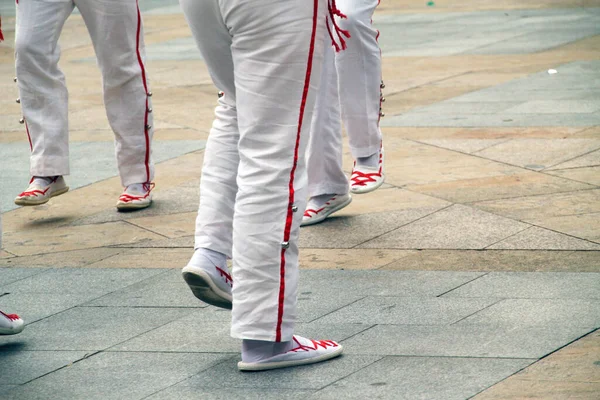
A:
276;0;319;343
289;336;339;352
0;311;21;321
135;0;151;183
216;266;233;287
118;182;154;203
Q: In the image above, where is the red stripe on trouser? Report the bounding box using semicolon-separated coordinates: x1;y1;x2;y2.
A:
275;0;319;342
135;0;150;183
25;121;33;151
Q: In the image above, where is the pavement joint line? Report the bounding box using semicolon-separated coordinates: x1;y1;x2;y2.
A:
465;187;600;205
349;204;454;249
337;323;379;344
20;350;102;386
306;296;369;324
542;144;600;171
466;358;538;399
458;29;533;55
436;272;490;298
121;219;171;240
449;298;506;326
548;164;600;172
482;225;533;250
312;354;387;394
516;221;600;245
375;253;417;270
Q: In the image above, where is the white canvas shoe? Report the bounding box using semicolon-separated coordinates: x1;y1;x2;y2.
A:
14;176;69;206
238;335;343;371
301;193;352;226
0;311;24;335
182;261;233;310
350;147;385;194
116;182;154;210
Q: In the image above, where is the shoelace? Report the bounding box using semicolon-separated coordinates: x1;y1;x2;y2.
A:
216;266;233;288
289;336;338;353
326;0;351;52
119;182;155;203
351;166;382;187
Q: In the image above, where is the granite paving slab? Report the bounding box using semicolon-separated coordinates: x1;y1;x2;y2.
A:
0;268;166;295
312;296;498;325
0;306;193;351
487;226;600;250
341;324;593;358
359;204;530;250
443;272;600;299
148;387;317;400
0;350;89;385
3;351;231;400
312;356;534;400
456;298;600;328
0;267;49;286
0;292;104;323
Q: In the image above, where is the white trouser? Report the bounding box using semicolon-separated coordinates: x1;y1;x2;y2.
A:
15;0;154;187
181;0;326;342
307;0;382;197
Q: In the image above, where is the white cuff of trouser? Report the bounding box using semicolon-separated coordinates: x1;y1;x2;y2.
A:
30;155;70;177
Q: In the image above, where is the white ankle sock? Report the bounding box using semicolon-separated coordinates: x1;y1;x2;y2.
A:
307;193;338;209
32;176;58;187
190;248;227;270
241;339;294;363
356;152;379;168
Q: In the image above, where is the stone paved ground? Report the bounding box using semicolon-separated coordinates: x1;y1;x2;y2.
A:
1;1;599;399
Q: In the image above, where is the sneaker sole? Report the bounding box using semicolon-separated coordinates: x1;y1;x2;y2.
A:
116;200;152;211
14;186;70;206
238;345;343;371
350;173;385;194
301;196;352;227
182;268;233;310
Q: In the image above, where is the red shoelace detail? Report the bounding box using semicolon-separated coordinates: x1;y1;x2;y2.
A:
0;311;20;321
119;182;155;203
216;266;233;288
18;176;59;197
289;336;338;352
351;166;382;187
303;197;336;217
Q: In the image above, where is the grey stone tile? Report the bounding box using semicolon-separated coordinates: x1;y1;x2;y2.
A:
416;138;510;154
113;236;194;248
0;350;88;385
0;292;101;323
547;149;600;170
359;204;529;250
410;102;519;115
300;270;485;297
0;306;193;350
148;387;316;400
457;298;600;328
83;269;207;308
444;272;600;299
503;99;600;114
341;324;592;358
313;296;497;325
3;352;230;400
299;207;447;249
111;310;369;353
0;268;167;295
179;354;381;390
145;37;202;61
0;267;49;286
313;356;533;400
488;226;600;250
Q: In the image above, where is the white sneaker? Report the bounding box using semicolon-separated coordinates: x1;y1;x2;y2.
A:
301;193;352;226
0;311;25;335
350;147;385;194
182;260;233;310
14;176;69;206
238;335;343;371
116;182;154;210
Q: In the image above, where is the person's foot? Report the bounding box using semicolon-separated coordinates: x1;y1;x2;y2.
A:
238;335;343;371
350;146;385;194
301;193;352;226
0;311;24;335
116;182;154;211
14;176;69;206
182;248;233;309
